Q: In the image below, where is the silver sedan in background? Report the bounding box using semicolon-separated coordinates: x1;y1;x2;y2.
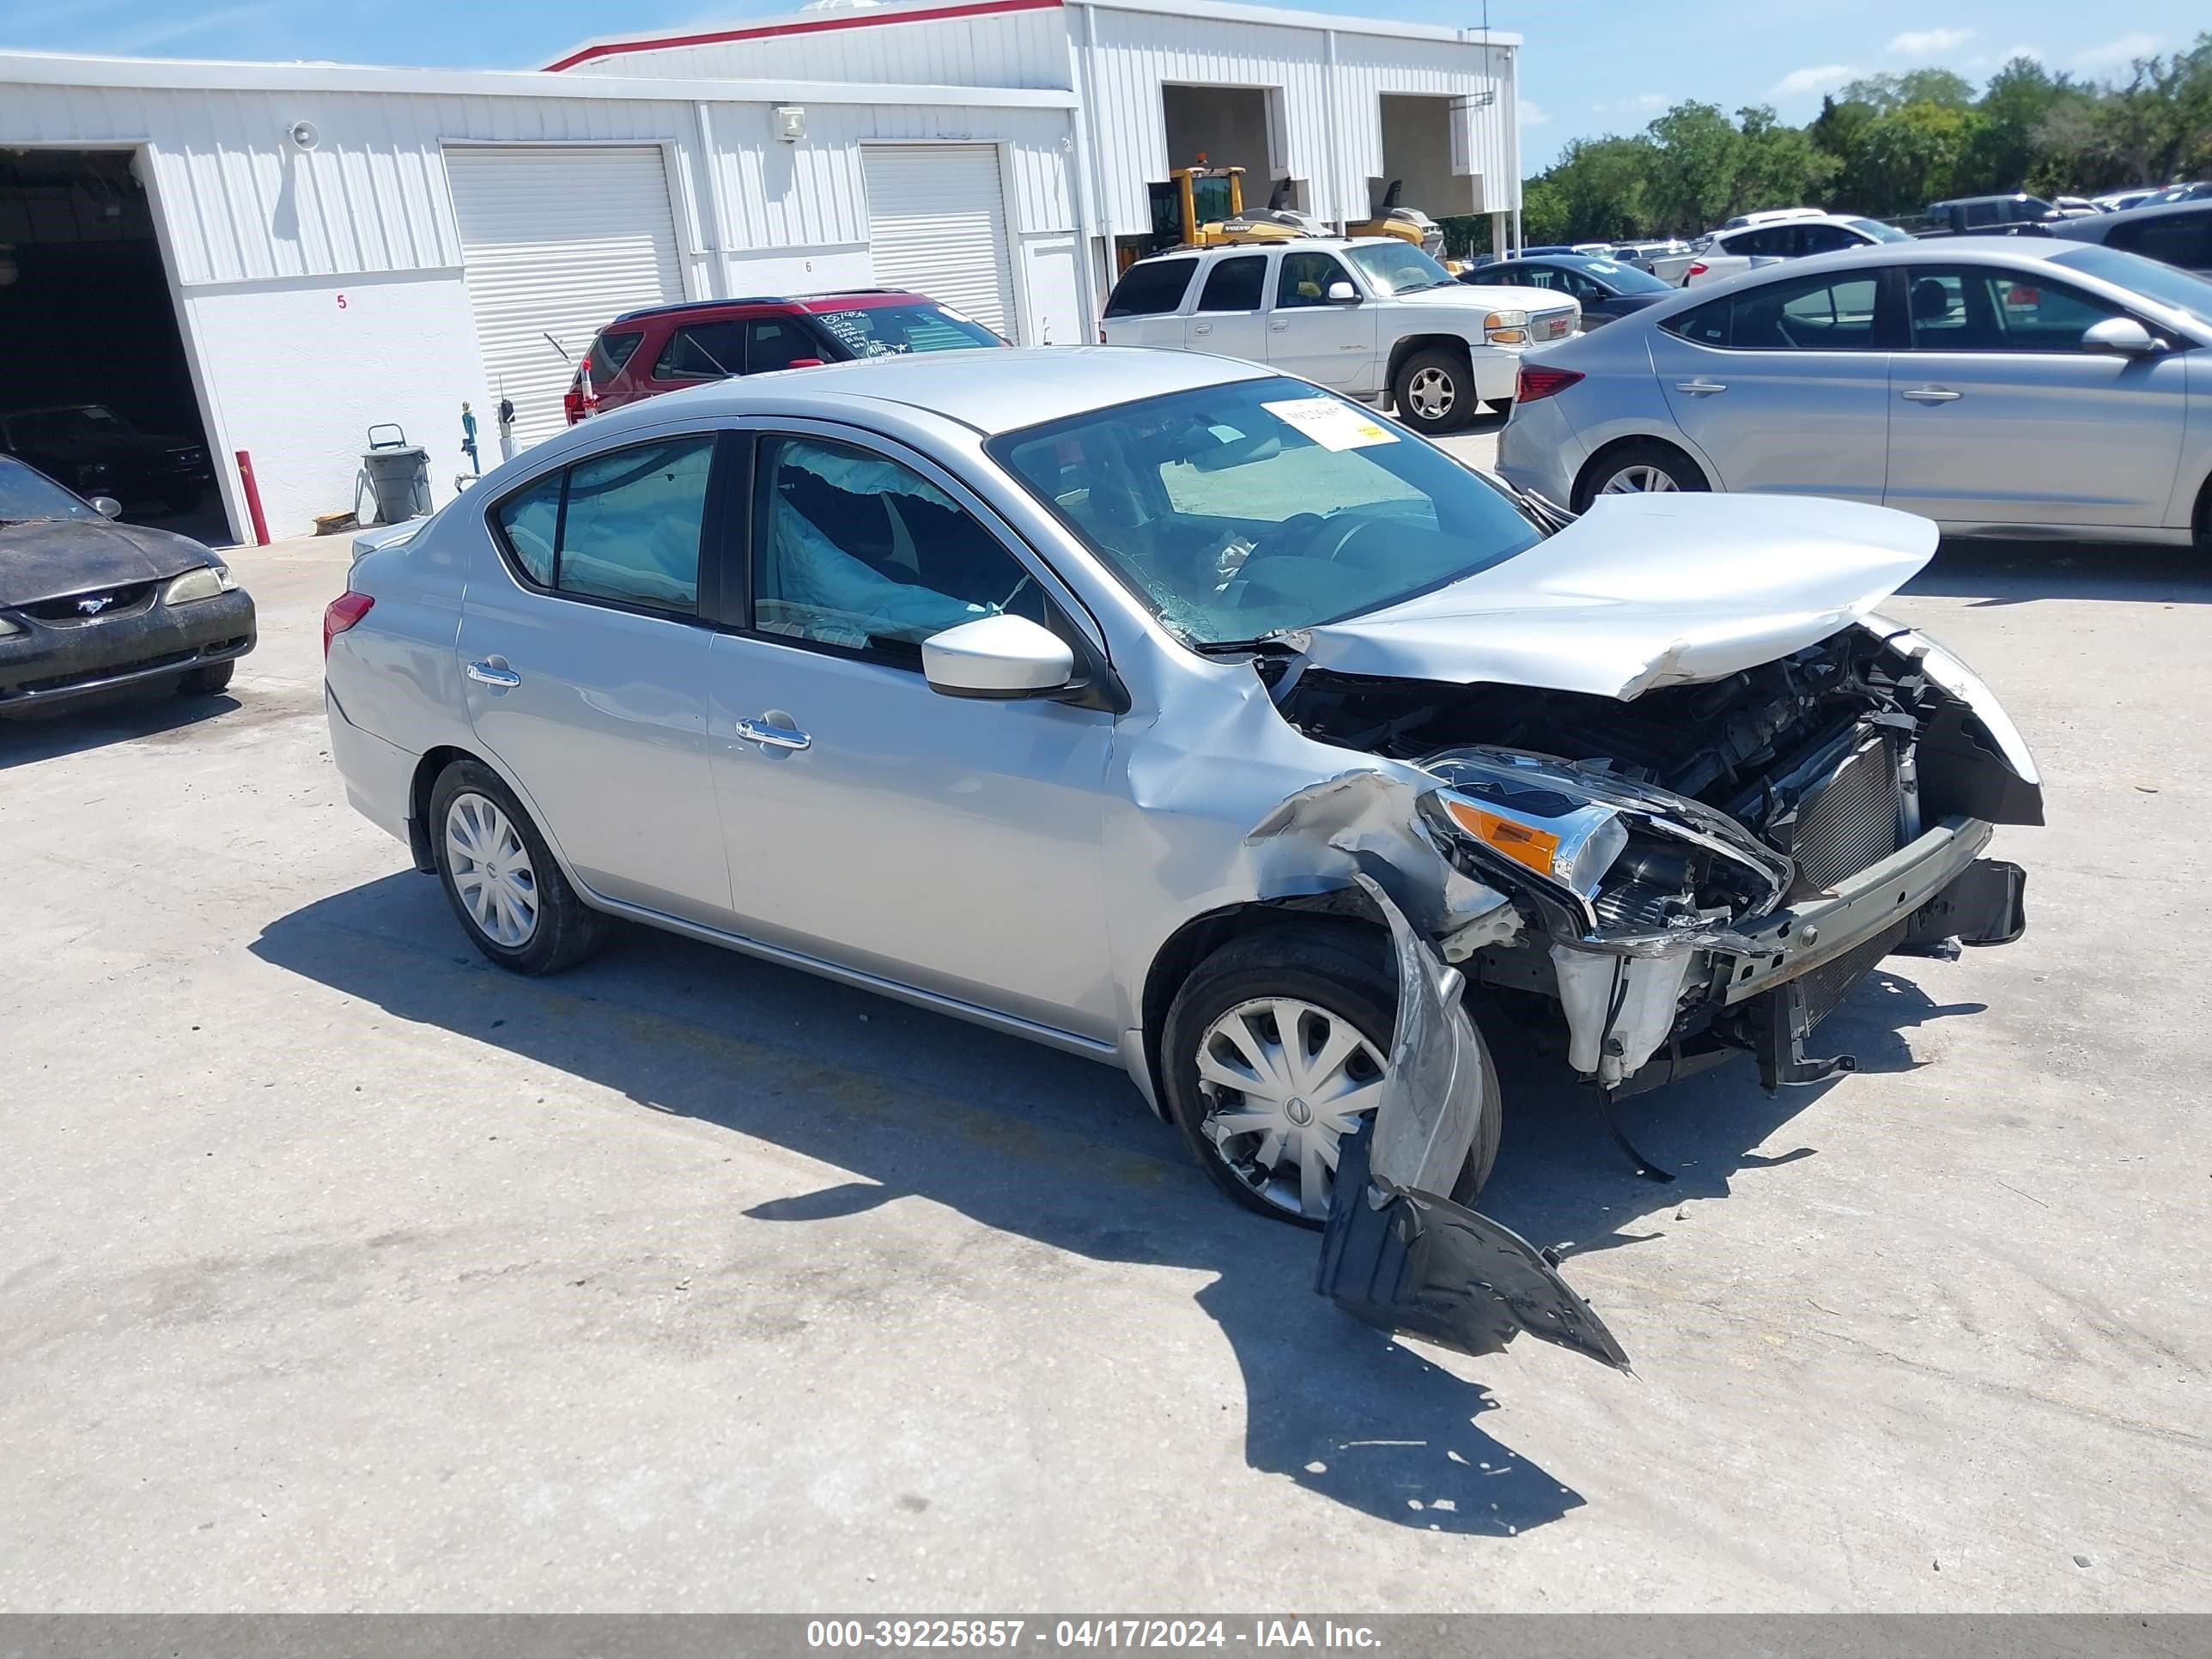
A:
1497;237;2212;545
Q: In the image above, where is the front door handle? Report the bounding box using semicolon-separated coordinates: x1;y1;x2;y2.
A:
1901;386;1963;403
736;716;811;752
1675;378;1729;395
1192;321;1212;336
465;659;521;689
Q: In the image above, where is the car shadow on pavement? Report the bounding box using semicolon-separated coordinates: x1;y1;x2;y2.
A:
252;871;1930;1537
0;690;241;770
1905;538;2212;605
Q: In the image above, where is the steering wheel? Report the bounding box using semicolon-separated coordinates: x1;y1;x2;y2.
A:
1305;513;1381;566
1238;512;1328;565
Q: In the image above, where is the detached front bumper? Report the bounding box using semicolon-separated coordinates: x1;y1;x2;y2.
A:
0;589;256;708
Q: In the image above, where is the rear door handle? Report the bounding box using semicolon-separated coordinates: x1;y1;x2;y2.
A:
1269;320;1289;333
465;659;520;689
736;716;811;752
1674;379;1728;395
1902;386;1963;403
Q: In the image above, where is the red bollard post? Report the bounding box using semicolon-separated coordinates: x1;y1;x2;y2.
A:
234;449;270;546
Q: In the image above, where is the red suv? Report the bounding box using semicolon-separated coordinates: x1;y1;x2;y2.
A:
566;289;1006;423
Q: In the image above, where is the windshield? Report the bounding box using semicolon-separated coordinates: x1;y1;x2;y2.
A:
1344;242;1456;295
7;404;131;444
988;377;1542;647
1847;218;1912;244
2051;244;2212;328
0;455;100;524
809;302;1004;357
1576;257;1670;293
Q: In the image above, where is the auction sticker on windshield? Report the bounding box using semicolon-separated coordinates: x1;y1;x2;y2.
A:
1261;398;1398;453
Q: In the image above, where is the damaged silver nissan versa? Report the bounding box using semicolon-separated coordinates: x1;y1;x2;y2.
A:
325;349;2038;1372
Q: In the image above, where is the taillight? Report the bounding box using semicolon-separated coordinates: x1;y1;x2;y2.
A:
1684;261;1708;280
562;381;597;425
323;592;374;658
1516;365;1584;403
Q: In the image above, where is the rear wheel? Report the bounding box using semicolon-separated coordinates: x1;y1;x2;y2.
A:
1573;440;1711;513
429;757;609;975
1161;921;1499;1228
1392;346;1477;435
176;660;234;696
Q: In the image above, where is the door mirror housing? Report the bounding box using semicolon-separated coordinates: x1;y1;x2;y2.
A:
784;356;825;369
2081;316;2159;356
922;613;1077;700
89;495;123;520
1324;280;1359;304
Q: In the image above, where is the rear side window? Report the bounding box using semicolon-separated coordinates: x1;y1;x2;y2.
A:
654;321;744;381
1106;258;1199;317
585;331;642;385
1661;272;1881;349
1196;256;1267;312
2105;213;2212;271
491;435;715;615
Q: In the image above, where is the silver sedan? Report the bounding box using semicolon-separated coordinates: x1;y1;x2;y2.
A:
1497;237;2212;546
323;349;2039;1359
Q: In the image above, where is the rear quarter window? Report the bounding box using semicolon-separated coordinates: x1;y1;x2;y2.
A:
1106;258;1199;318
1660;296;1731;346
586;331;643;384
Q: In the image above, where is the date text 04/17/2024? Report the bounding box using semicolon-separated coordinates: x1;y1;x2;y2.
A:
804;1621;1384;1650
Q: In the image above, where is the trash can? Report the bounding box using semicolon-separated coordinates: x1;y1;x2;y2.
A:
361;424;432;523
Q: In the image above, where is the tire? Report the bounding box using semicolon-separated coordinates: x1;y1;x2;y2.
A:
1161;920;1500;1228
428;757;609;975
1572;439;1711;513
176;660;234;696
1391;345;1478;435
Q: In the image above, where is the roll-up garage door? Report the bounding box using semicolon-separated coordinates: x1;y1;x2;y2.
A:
860;145;1019;343
445;146;687;448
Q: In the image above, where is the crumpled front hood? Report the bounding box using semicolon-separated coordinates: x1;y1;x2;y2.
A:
0;517;216;605
1296;492;1937;700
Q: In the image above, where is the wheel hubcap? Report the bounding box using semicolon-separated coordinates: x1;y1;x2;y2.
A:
446;792;539;948
1407;366;1455;422
1600;463;1679;495
1195;997;1389;1220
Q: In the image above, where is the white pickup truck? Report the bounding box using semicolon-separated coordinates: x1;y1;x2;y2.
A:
1101;236;1578;434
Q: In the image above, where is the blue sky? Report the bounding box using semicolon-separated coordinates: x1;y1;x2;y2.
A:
0;0;2203;171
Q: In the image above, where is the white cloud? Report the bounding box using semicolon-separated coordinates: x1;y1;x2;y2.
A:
2072;32;2160;71
1887;27;1974;58
1597;92;1669;116
1519;98;1550;127
1771;64;1859;99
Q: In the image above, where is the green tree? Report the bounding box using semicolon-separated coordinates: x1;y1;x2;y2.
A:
1967;58;2079;193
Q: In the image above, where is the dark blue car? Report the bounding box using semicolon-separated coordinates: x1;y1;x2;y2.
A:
1456;252;1675;329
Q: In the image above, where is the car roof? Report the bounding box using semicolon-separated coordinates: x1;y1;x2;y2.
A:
1929;193;2045;209
2054;198;2212;242
1722;213;1880;234
1125;236;1404;268
607;289;931;326
580;346;1273;440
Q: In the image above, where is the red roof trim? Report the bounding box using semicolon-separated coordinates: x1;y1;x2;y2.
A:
544;0;1065;74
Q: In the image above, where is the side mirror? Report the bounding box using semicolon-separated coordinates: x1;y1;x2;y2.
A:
90;495;122;519
784;356;825;369
2081;316;2159;356
1325;280;1359;304
922;613;1076;701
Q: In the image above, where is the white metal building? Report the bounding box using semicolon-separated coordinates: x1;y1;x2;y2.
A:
0;0;1522;543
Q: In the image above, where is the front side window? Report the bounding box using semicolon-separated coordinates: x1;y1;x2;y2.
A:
1278;252;1352;309
654;322;743;382
2051;243;2212;326
1907;266;2124;351
2101;215;2212;278
989;376;1540;647
1510;264;1559;289
491;435;714;613
1105;258;1199;319
753;438;1044;661
1796;222;1860;255
745;318;820;373
1197;256;1267;313
1845;217;1911;244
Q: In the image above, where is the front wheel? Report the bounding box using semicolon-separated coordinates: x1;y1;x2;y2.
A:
429;758;609;975
1572;440;1711;513
1391;346;1477;435
1161;921;1499;1228
175;660;234;696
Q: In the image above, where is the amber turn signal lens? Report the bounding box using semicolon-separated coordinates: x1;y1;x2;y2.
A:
1443;799;1561;878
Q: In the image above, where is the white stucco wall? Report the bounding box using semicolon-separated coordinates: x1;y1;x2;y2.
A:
183;270;484;537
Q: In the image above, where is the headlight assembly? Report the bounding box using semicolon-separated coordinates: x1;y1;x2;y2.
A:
1424;752;1629;897
1483;309;1529;345
163;564;237;606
